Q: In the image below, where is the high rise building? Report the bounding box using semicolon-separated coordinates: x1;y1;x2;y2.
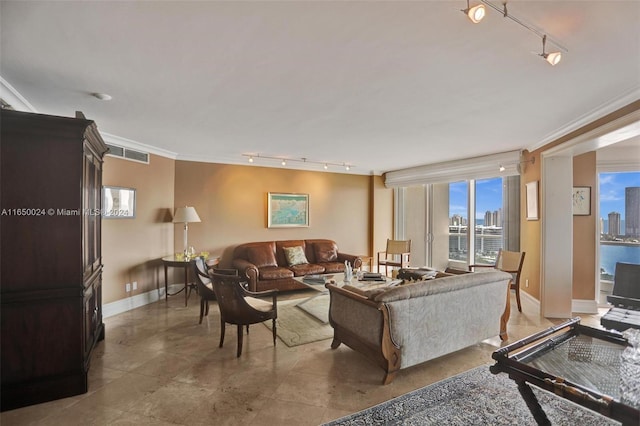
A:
626;187;640;237
608;212;621;236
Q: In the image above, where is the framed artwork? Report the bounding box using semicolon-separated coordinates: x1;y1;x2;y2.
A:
572;186;591;216
102;186;136;218
267;192;309;228
525;181;539;221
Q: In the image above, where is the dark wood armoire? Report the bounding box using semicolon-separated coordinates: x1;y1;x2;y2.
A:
1;109;107;411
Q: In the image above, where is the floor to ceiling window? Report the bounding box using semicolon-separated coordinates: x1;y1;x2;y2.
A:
474;177;504;265
448;181;468;263
598;171;640;302
447;176;517;268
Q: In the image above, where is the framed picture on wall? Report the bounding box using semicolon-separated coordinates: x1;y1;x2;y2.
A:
267;192;309;228
572;186;591;216
525;181;539;221
102;186;136;218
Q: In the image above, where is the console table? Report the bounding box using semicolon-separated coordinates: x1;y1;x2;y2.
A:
162;255;219;306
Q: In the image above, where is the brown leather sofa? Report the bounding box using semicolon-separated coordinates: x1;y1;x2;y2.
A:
232;239;362;292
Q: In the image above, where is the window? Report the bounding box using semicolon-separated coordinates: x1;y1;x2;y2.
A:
448;177;516;267
474;177;504;265
598;171;640;287
449;181;468;263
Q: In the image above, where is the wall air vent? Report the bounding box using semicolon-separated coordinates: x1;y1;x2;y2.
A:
105;143;149;164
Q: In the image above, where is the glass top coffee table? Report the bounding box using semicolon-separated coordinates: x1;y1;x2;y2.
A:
491;317;639;425
294;273;401;323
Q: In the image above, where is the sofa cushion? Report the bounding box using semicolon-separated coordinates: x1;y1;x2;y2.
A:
321;261;345;273
259;266;294;280
314;241;338;263
289;263;325;276
247;245;278;268
283;246;309;266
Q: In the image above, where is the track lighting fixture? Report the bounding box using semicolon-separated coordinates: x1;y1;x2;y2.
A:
461;1;567;65
540;35;562;66
243;154;354;172
462;1;486;24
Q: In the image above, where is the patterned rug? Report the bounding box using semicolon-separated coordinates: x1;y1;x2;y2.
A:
263;296;333;347
324;365;619;425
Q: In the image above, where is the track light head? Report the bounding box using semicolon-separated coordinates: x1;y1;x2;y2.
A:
540;35;562;66
542;51;562;66
462;1;485;24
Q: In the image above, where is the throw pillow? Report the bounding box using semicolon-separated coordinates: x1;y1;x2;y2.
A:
283;246;309;266
314;241;338;263
247;245;278;268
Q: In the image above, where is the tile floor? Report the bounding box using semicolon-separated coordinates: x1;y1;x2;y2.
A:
1;290;607;425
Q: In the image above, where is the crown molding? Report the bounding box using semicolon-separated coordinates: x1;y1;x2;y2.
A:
0;76;38;112
529;86;640;152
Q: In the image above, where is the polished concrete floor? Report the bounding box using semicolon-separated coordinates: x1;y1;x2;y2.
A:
1;290;607;425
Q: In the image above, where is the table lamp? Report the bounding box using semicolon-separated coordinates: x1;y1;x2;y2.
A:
172;206;201;256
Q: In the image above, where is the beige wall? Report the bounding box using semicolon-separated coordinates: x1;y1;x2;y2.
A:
102;154;175;304
173;161;373;267
372;175;394;266
573;152;597;300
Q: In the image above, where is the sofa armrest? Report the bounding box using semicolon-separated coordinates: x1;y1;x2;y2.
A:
232;258;259;292
337;253;362;269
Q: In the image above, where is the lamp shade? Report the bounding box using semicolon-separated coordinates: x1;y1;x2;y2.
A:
172;206;201;223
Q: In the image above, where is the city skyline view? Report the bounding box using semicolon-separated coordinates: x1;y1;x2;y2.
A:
450;172;640;223
599;171;640;220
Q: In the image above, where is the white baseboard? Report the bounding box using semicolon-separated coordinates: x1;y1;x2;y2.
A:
571;299;599;314
102;284;184;318
520;290;540;312
518;291;598;316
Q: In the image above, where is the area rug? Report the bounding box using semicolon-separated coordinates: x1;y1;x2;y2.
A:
263;295;333;347
324;365;619;425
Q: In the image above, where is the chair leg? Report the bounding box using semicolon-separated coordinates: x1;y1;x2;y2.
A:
199;299;205;324
236;325;244;357
205;300;209;316
246;324;249;334
272;318;277;346
515;284;522;312
219;319;225;348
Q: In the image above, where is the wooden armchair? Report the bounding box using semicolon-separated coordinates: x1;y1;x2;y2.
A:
193;256;218;324
469;249;525;312
210;272;278;357
377;239;411;277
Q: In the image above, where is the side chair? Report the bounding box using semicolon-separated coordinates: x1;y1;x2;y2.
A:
470;249;526;312
377;239;411;277
210;271;278;357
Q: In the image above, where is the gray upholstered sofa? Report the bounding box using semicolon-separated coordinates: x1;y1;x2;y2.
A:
326;269;511;384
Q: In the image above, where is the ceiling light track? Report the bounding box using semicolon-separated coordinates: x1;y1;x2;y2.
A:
242;154;353;171
461;1;567;65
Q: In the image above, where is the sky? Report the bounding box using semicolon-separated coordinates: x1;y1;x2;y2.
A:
450;178;502;220
599;171;640;220
450;172;640;220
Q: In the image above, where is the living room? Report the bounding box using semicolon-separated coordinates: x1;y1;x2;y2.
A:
2;1;640;424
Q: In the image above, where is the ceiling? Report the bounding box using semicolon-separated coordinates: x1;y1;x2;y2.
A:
1;1;639;175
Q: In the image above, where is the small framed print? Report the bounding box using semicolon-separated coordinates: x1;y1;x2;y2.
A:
102;186;136;218
572;186;591;216
525;181;539;221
